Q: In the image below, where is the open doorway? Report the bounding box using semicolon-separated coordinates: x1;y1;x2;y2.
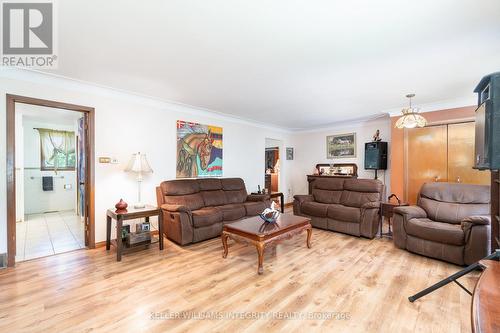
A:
6;95;95;267
264;138;283;209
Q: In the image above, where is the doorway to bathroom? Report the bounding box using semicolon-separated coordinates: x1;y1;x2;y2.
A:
6;95;95;267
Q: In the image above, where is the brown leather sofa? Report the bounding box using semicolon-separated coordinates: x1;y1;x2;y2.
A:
393;182;491;265
156;178;270;245
293;178;384;239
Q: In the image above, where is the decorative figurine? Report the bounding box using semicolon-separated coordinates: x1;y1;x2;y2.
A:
115;198;128;211
373;129;382;142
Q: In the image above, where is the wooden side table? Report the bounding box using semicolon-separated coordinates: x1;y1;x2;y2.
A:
106;205;164;261
270;192;285;212
250;192;285;212
380;202;409;238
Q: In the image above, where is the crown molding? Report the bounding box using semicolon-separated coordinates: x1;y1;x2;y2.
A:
0;67;292;133
1;68;477;133
383;97;476;117
292;114;390;133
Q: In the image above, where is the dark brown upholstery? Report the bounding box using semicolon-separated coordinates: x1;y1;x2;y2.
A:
393;182;491;265
157;178;270;245
294;178;384;239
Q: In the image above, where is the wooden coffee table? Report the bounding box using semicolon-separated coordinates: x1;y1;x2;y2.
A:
221;214;312;274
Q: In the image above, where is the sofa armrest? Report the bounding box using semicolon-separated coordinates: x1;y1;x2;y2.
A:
461;215;491;226
361;201;380;209
393;206;427;220
247;194;269;202
294;195;314;204
160;203;190;213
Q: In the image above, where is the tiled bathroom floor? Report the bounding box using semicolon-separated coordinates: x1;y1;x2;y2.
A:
16;211;86;262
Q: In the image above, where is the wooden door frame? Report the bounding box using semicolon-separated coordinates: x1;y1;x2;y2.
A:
6;94;95;267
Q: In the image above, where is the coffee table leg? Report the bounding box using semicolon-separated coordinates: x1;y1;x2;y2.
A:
222;232;229;258
256;242;265;274
306;226;312;248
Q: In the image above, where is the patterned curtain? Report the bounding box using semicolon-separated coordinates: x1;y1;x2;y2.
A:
37;129;76;171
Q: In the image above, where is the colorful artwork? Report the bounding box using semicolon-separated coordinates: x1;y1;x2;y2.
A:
326;133;356;158
176;120;223;178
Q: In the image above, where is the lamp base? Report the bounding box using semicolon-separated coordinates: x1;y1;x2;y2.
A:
134;203;146;209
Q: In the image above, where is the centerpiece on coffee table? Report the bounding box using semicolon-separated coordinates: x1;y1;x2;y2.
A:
259;202;280;223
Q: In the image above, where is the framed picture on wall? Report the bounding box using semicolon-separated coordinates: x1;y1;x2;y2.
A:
326;133;356;158
286;147;294;160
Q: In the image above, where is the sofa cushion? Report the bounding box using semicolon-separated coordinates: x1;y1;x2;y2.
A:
243;201;267;216
313;177;345;191
198;178;222;191
201;190;227;207
418;197;490;224
221;178;246;191
160;179;200;195
301;202;329;217
420;182;490;204
343;179;384;193
327;204;360;223
218;204;246;221
164;193;204;211
312;189;343;204
191;207;223;228
406;218;465;246
340;191;380;208
225;190;248;204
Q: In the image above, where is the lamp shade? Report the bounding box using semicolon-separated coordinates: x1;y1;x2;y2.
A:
125;152;153;174
394;93;427;129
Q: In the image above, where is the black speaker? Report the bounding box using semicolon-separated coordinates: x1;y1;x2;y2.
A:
365;141;388;170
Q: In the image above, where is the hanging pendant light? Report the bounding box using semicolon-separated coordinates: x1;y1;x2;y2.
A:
394;94;427;129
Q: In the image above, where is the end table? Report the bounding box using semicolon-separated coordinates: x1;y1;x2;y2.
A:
106;205;164;261
380;202;409;238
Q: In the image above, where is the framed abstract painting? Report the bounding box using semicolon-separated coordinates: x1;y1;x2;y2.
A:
176;120;223;178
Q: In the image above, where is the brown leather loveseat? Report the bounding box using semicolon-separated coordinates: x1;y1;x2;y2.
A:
156;178;270;245
393;182;491;265
294;178;384;239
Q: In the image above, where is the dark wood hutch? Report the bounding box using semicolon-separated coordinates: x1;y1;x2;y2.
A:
307;163;358;194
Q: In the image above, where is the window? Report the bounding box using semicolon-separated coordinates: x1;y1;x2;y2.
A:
37;128;76;171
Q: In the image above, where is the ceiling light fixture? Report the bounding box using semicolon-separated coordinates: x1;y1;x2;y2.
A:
395;94;427;129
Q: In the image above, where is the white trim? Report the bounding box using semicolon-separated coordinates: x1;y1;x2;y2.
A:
0;68;476;132
293;114;390;133
0;68;292;133
384;97;476;117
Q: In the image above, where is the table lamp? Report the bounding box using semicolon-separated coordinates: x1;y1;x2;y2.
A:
125;152;153;208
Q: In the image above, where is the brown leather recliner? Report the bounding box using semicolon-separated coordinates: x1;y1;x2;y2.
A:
294;178;384;239
156;178;270;245
393;182;491;266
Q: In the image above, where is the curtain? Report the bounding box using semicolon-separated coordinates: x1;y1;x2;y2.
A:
37;129;76;171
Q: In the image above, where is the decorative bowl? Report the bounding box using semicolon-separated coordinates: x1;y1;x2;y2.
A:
259;209;280;223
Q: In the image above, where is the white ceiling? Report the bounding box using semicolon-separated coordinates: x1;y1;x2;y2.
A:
42;0;500;129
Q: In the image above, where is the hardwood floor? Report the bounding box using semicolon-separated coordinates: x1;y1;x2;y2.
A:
0;224;477;332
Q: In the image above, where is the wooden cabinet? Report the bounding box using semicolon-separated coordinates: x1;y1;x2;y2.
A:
406;122;490;205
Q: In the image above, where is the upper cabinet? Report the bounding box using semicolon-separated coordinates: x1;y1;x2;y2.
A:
474;72;500;170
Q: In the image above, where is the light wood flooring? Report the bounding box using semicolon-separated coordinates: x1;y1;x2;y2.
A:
0;223;478;332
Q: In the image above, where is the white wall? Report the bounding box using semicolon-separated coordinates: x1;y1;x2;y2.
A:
22;119;77;215
15;113;24;222
0;69;292;252
289;116;392;196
